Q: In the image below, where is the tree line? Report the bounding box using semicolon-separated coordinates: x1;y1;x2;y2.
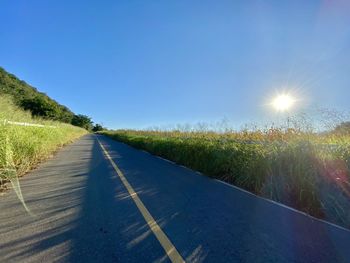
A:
0;67;103;131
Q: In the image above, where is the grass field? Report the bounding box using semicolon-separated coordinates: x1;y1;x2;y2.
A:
101;128;350;229
0;96;87;191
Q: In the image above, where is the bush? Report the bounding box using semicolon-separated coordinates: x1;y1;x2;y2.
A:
101;129;350;229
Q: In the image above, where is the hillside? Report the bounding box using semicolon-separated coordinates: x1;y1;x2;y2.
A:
0;67;75;124
0;95;87;191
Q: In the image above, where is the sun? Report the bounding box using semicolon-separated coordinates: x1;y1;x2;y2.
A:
271;93;296;112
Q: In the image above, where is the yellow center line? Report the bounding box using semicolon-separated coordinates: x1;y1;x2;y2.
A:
97;138;185;263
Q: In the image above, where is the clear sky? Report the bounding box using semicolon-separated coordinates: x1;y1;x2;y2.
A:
1;0;349;129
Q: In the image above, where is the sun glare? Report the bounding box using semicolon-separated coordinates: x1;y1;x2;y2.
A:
271;94;296;112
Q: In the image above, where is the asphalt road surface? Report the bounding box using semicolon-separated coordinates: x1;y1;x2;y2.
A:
1;134;349;263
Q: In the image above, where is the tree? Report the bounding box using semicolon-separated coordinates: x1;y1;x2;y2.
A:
20;96;59;119
92;123;104;132
71;114;93;130
334;122;350;135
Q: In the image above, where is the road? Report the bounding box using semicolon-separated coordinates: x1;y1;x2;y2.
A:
0;134;349;263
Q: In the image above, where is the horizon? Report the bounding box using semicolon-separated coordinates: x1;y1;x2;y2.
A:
1;1;350;129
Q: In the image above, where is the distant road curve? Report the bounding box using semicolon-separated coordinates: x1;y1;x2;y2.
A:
0;134;349;263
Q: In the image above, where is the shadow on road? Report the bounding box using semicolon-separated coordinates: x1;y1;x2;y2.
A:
2;135;350;263
68;137;168;262
0;136;167;262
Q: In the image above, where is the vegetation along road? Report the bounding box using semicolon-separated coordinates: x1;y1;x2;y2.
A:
1;134;350;263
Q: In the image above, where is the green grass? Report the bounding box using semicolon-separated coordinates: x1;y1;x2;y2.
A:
101;128;350;229
0;96;87;190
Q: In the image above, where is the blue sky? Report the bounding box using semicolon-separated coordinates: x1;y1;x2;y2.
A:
1;0;349;129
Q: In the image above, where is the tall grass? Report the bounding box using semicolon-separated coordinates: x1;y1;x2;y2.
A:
101;127;350;229
0;95;87;191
